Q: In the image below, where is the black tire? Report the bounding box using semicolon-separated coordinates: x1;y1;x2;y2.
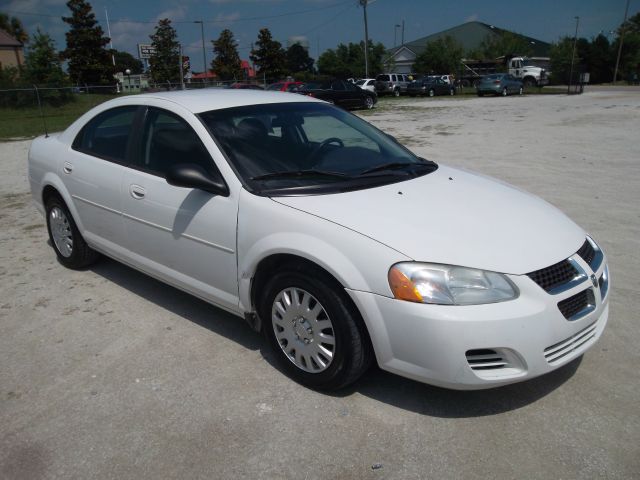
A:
260;267;372;390
501;87;508;97
364;95;374;109
45;194;100;269
428;89;435;97
393;88;400;97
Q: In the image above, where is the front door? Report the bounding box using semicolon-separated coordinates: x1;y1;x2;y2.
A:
121;107;239;312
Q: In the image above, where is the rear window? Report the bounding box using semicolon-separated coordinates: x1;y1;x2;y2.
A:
376;75;390;81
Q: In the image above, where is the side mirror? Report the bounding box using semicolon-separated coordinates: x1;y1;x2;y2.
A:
166;163;229;196
385;132;400;143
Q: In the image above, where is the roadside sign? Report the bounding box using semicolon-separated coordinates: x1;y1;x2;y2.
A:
138;44;157;59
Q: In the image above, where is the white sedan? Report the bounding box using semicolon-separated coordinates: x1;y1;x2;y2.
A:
28;90;609;390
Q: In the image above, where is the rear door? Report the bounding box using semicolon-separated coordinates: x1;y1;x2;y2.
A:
65;106;139;254
120;106;240;312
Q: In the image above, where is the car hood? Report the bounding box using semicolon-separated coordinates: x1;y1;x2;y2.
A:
272;165;585;275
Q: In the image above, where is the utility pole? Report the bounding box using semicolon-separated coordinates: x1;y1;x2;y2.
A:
105;7;119;93
401;19;405;45
394;24;400;48
613;0;631;84
194;21;207;81
179;45;185;90
568;16;579;94
359;0;370;78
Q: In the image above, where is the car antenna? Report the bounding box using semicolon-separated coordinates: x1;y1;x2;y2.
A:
33;85;49;138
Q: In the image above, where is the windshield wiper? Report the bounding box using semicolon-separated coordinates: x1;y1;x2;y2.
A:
250;169;351;181
359;161;433;176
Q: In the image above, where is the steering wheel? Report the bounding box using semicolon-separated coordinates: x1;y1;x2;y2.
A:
307;137;344;166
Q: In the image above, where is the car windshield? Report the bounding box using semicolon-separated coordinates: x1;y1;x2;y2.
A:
301;82;327;90
484;75;503;81
199;102;437;195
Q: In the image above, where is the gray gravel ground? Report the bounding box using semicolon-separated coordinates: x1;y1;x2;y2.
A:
1;88;639;479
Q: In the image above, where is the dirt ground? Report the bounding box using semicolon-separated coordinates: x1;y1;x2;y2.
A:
1;88;639;479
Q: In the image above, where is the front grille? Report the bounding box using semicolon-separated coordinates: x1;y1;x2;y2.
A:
544;322;597;364
527;260;578;292
577;239;595;266
465;349;507;370
557;289;595;320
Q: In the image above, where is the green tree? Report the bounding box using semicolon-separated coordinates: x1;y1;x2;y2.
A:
549;37;575;84
317;41;386;78
613;11;640;82
586;34;612;84
113;50;143;74
412;36;464;74
149;18;180;85
250;28;286;81
61;0;114;85
212;29;242;81
24;29;71;104
0;12;28;44
285;43;314;75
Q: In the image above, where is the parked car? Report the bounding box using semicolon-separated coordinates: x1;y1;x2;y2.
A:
407;76;456;97
355;78;376;93
266;81;303;92
374;73;412;96
297;80;377;110
476;74;523;96
227;83;264;90
29;90;609;391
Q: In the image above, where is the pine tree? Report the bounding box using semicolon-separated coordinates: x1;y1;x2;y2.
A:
250;28;286;81
149;18;180;85
285;43;314;75
61;0;113;85
212;29;242;81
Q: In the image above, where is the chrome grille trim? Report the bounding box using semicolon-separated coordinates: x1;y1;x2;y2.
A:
544;322;597;364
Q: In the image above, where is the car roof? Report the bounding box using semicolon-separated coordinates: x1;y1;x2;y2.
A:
115;89;322;114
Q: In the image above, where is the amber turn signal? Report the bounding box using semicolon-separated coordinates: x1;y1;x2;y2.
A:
388;267;423;303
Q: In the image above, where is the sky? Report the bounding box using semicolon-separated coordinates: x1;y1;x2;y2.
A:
1;0;638;72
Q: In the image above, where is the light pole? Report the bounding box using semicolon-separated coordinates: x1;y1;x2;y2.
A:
359;0;370;78
194;20;207;81
613;0;631;84
568;16;579;94
394;24;401;48
125;68;131;92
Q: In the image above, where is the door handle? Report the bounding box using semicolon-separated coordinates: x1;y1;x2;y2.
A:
129;184;146;199
63;162;73;174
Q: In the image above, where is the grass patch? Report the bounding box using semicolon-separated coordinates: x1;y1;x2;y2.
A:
0;94;116;140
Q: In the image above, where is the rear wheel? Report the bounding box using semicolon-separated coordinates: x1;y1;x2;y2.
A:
428;89;435;97
364;95;374;109
518;86;523;95
393;88;400;97
501;87;508;96
260;268;372;390
45;195;99;269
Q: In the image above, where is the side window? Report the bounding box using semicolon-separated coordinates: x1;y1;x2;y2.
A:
391;74;397;82
331;81;345;91
73;106;137;163
139;108;218;178
345;82;358;91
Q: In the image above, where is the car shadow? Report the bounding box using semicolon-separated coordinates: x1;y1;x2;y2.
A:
90;257;582;418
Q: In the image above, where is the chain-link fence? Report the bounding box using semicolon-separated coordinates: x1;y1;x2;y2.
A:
0;80;269;140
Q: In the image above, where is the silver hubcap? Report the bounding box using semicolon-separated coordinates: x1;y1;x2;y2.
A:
49;206;73;257
271;287;335;373
366;97;373;108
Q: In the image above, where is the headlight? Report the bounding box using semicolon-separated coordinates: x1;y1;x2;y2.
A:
388;263;519;305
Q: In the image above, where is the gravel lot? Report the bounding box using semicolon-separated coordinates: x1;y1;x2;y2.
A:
1;88;639;479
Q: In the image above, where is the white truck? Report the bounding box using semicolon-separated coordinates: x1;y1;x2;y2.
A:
508;57;550;87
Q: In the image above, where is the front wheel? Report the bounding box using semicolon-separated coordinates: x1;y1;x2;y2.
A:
45;195;99;269
260;269;372;390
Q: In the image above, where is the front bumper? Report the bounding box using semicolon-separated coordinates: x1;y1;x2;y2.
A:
347;254;609;390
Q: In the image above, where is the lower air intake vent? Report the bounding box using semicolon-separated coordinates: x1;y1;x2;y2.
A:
558;289;595;320
544;322;597;364
466;349;507;370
